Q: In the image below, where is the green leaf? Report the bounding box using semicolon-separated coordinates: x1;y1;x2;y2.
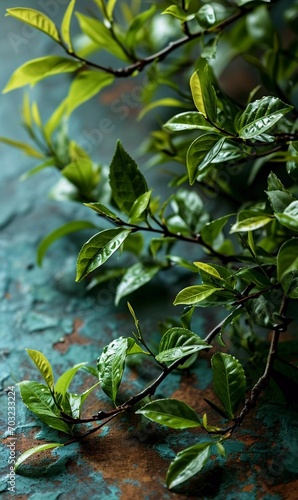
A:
3;56;82;93
186;134;224;184
37;220;97;266
0;136;43;158
193;262;223;280
230;214;273;232
129;191;151;222
109;141;148;214
277;238;298;281
61;0;76;52
84;203;119;220
266;190;295;213
281;271;298;298
97;337;129;404
167;442;213;489
156;327;211;363
18;381;72;434
26;349;54;390
163;111;215;132
174;285;221;306
76;228;132;281
201;214;232;248
14;443;64;472
275;201;298;232
125;5;156;49
75;12;129;62
287;142;298;181
55;363;88;398
6;8;60;43
235;267;271;287
44;99;68;139
115;262;160;305
136;399;201;429
62;159;98;197
211;353;246;418
20;159;55;181
65;71;114;116
190;62;217;122
236;96;293;139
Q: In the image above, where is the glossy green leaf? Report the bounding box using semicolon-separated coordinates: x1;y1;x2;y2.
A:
68;382;100;419
109;141;148;214
18;381;72;434
37;220;97;266
0;136;43;158
115;262;160;305
211;353;246;418
186;134;224;184
76;228;132;281
163;111;215;132
167;442;213;489
14;443;64;472
193;262;223;280
277;238;298;281
287;142;298;181
174;285;221;306
266;190;295;213
61;0;76;52
230;214;273;232
97;337;129;404
55;363;88;398
3;56;82;93
66;71;114;116
26;349;54;390
129;191;151;222
275;201;298;232
236;96;293;139
156;327;211;363
136;399;201;429
6;8;60;43
190;62;217;122
75;12;129;61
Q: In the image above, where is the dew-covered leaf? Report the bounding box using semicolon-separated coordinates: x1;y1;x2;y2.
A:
76;228;132;281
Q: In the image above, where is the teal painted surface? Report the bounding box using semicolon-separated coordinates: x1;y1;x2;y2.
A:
0;3;297;499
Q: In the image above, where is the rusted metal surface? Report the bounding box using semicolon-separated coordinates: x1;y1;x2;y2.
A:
1;3;298;499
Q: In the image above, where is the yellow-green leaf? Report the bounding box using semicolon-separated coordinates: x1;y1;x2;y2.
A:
26;349;54;389
3;56;82;93
66;71;114;116
193;262;223;280
6;8;60;43
61;0;76;52
0;137;43;158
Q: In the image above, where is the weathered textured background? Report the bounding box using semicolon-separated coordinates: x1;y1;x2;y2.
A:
1;2;298;499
